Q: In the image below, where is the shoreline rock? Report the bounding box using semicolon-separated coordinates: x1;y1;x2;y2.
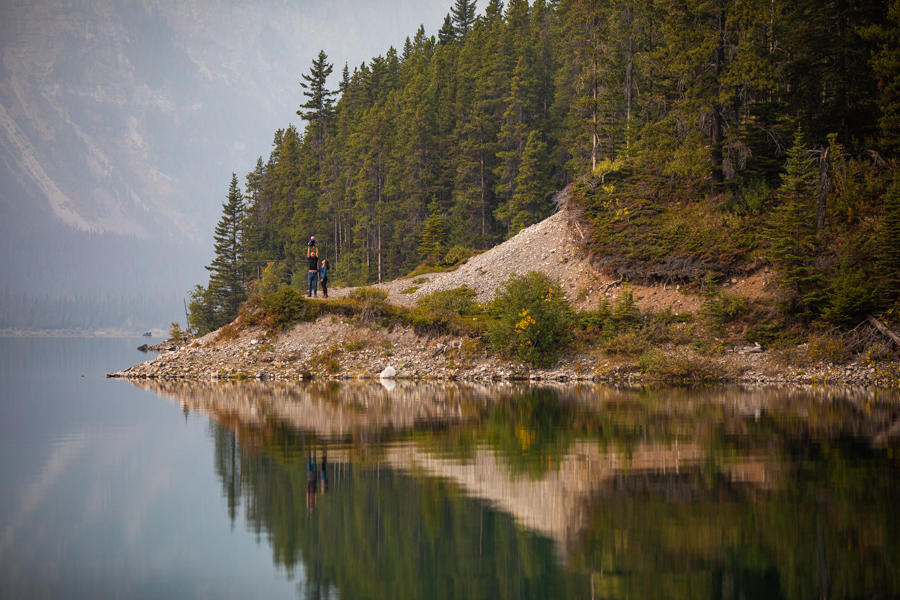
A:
108;317;900;388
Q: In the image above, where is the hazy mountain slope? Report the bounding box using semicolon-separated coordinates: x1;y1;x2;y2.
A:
0;0;447;303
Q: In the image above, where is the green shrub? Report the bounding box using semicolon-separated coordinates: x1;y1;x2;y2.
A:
807;332;849;363
601;330;651;356
702;286;750;331
488;272;574;368
653;305;693;324
820;266;875;326
349;286;388;304
417;286;477;315
347;286;390;322
610;285;642;329
724;178;771;216
665;322;694;345
261;288;306;330
439;246;472;267
168;322;187;342
411;286;480;335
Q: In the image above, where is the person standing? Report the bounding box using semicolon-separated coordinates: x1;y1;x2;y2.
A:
307;238;319;297
319;259;329;299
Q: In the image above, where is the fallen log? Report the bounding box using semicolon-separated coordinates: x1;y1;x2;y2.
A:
867;315;900;348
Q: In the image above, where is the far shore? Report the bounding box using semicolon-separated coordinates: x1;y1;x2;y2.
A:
0;329;165;338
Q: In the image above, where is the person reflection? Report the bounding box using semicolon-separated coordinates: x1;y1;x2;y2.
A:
307;452;317;513
320;451;327;494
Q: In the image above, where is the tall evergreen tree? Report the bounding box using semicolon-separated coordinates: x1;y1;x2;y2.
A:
876;179;900;304
765;130;823;313
419;198;446;262
438;14;457;45
205;174;247;327
507;129;553;233
451;0;478;38
298;50;337;154
864;0;900;151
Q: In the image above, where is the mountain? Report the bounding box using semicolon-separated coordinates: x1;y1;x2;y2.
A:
0;0;447;301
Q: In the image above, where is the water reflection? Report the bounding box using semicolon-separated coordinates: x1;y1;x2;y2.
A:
136;380;900;599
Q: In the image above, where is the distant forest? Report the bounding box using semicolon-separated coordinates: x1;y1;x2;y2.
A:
187;0;900;332
0;290;183;333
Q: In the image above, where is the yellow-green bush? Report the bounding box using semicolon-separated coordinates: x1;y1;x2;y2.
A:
488;272;574;368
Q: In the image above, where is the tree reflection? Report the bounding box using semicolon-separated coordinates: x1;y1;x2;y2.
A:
145;380;900;599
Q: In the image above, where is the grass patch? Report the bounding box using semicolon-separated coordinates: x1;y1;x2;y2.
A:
638;349;735;382
308;343;342;374
401;286;420;294
807;332;850;363
215;322;239;343
600;330;651;357
344;339;367;352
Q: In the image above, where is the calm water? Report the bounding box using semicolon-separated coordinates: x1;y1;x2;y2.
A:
1;338;900;599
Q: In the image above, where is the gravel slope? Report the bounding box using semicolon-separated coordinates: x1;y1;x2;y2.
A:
331;206;612;311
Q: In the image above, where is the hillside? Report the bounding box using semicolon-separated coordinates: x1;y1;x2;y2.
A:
339;192;767;316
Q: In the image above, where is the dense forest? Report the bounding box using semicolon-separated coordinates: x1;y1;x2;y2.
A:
190;0;900;333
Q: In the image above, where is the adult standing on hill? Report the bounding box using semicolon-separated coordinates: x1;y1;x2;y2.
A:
320;259;329;298
307;237;319;297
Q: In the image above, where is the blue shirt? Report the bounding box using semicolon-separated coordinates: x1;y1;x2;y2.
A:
319;265;328;280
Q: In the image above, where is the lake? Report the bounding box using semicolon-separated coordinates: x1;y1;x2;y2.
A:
1;337;899;599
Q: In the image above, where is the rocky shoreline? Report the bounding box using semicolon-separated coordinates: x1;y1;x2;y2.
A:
108;317;900;388
109;209;900;390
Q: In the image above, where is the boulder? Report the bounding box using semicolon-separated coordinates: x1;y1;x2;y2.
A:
380;365;398;379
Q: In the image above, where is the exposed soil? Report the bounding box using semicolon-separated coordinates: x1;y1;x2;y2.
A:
331;205;771;315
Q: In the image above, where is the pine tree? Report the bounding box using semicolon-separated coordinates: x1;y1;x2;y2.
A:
508;130;553;233
864;0;900;151
876;178;900;304
205;174;247;327
451;0;478;39
438;14;457;45
765;130;823;313
242;157;268;282
494;57;535;230
187;284;217;334
298;50;337;154
419;198;446;263
485;0;504;21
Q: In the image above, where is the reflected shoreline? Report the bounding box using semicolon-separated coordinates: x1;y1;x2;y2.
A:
187;380;900;598
139;380;900;561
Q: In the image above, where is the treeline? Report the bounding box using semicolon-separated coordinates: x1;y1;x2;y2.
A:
0;290;183;332
192;0;898;332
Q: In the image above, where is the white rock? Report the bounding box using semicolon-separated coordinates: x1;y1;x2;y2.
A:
380;365;398;379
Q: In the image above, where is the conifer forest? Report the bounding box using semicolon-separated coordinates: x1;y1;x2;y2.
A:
191;0;900;333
